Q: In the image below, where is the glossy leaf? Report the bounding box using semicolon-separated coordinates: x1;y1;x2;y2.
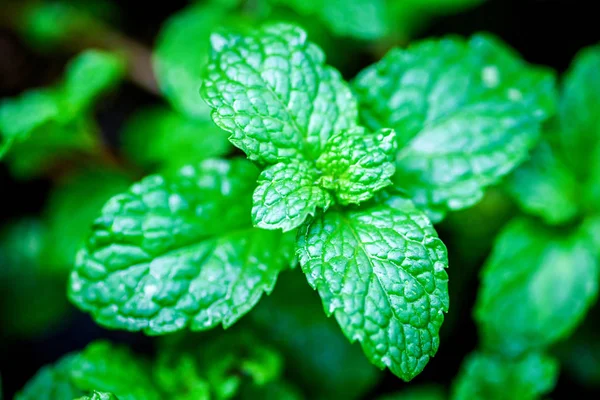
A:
353;34;556;221
475;218;599;356
316;127;397;205
297;195;449;381
252;160;331;231
69;159;296;334
201;23;358;164
451;351;558;400
75;392;119;400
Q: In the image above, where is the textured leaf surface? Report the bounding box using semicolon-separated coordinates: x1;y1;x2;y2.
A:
475;218;599;356
316;127;397;205
69;159;296;334
297;196;449;381
353;34;556;220
451;351;558;400
252;160;331;231
76;392;119;400
70;342;160;400
121;106;231;171
250;269;380;399
153;3;238;118
505;141;580;225
201;23;358;164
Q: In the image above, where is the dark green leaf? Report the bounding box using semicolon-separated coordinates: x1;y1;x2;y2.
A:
120;106;231;171
475;218;599;356
451;351;558;400
250;269;380;399
353;34;556;221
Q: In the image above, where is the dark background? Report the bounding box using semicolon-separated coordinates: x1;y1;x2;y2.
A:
1;0;599;398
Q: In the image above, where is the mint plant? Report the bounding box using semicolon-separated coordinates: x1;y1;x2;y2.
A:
1;1;597;399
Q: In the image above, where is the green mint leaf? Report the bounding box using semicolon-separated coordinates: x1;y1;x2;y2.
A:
377;385;445;400
556;44;600;178
156;329;283;400
475;218;599;356
15;354;83;400
268;0;388;40
61;50;125;114
555;45;600;208
16;341;161;400
250;269;381;399
353;34;556;221
505;140;580;225
252;160;332;231
0;219;70;337
316;127;397;205
0;50;124;177
154;3;242;118
451;351;558;400
69;159;296;334
70;341;160;400
75;391;119;400
201;23;358;164
297;195;449;381
43;168;131;272
121;106;231;171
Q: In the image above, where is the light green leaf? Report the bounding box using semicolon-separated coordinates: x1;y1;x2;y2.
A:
250;269;381;399
61;50;125;113
70;342;160;400
201;23;358;164
555;45;600;180
505;140;580;225
0;219;70;337
268;0;388;40
297;195;449;381
153;3;241;118
69;159;296;334
451;351;558;400
15;354;83;400
42;168;131;272
353;34;556;221
120;106;231;171
16;341;161;400
75;391;119;400
316;127;397;205
475;218;599;356
155;330;283;400
0;50;124;177
252;160;331;231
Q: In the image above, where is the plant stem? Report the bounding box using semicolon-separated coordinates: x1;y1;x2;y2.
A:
0;2;159;95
